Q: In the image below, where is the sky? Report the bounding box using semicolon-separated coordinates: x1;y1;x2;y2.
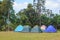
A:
13;0;60;14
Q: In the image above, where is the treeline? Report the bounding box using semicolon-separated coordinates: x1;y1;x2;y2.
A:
0;0;60;31
17;4;60;29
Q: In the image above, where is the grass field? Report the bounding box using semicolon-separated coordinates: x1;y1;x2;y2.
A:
0;31;60;40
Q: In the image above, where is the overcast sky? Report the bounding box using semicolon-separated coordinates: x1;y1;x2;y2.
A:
13;0;60;14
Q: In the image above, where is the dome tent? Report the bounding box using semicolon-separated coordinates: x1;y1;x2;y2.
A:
14;25;31;32
31;25;42;32
44;25;57;33
14;25;23;32
22;25;31;32
41;25;47;32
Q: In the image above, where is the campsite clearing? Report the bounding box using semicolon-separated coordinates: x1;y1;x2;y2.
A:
0;31;60;40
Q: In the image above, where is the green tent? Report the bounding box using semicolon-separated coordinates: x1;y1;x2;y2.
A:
31;25;42;32
22;25;31;32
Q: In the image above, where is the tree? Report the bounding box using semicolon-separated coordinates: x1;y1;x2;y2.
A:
0;0;14;31
0;1;4;31
53;14;60;29
17;4;41;28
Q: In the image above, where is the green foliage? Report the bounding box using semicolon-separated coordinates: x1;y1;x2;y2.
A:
0;0;15;31
17;4;41;28
0;1;60;31
16;3;60;29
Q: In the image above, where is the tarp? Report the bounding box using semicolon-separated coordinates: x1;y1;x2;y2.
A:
14;25;23;32
44;25;57;32
31;25;42;32
22;25;31;32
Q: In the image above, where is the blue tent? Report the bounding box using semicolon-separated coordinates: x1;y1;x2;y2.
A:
31;25;42;32
14;25;23;32
22;25;31;32
44;25;57;33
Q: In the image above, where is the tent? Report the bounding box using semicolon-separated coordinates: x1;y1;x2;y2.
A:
14;25;23;32
41;25;47;32
14;25;31;32
22;25;31;32
44;25;57;33
31;25;42;32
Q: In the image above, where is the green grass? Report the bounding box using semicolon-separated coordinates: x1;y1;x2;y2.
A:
0;31;60;40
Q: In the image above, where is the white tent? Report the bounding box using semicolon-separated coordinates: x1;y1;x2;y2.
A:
41;25;47;32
